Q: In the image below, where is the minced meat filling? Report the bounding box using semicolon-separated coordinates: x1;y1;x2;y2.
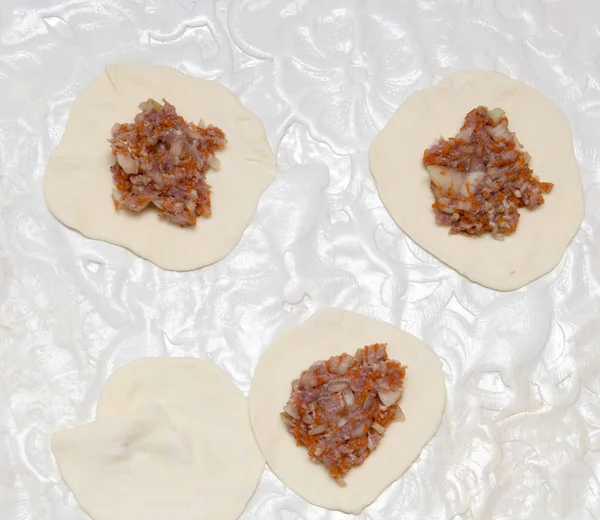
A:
422;106;553;238
281;344;407;484
109;99;226;227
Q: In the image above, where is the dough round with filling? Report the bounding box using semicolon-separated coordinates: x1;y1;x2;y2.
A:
52;358;265;520
44;64;276;270
248;308;446;513
369;70;584;291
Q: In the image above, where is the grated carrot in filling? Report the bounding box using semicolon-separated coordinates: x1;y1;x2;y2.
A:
422;106;553;238
109;99;226;227
281;344;407;484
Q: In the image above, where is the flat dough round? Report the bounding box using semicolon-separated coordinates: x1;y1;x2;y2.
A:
369;70;584;291
44;64;276;270
52;358;265;520
248;308;446;514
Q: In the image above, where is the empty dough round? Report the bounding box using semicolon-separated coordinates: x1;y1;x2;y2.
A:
52;358;265;520
44;64;276;270
248;308;446;514
369;70;584;291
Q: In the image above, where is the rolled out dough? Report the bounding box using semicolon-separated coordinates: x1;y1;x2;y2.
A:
369;70;584;291
44;64;276;270
52;358;265;520
248;308;446;513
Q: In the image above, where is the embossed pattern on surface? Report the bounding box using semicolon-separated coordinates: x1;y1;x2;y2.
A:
1;1;600;519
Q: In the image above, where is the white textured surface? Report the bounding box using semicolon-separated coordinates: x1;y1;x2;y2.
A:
1;1;600;519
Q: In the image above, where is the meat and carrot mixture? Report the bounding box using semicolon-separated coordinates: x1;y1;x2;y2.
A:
109;99;226;227
422;106;553;238
281;344;407;484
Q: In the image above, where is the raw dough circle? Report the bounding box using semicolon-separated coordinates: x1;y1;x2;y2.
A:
44;64;276;270
369;70;584;291
52;358;265;520
248;308;446;514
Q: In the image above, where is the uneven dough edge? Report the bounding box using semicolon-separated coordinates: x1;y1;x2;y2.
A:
44;64;277;270
52;357;265;520
369;70;584;291
248;308;446;513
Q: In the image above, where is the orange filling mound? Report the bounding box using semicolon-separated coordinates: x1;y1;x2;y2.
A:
281;344;407;484
109;99;226;227
422;106;553;237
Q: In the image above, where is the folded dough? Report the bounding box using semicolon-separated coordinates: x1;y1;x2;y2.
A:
52;358;265;520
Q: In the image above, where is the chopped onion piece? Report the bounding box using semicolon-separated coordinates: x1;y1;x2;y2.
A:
371;422;386;435
426;165;463;194
350;422;366;439
488;107;505;122
367;433;377;451
426;164;486;197
395;407;406;422
328;382;349;393
378;388;404;408
208;155;221;171
148;169;165;189
283;403;300;420
309;424;327;436
362;393;374;410
185;126;204;140
170;138;184;158
116;153;139;175
342;387;355;407
336;355;353;375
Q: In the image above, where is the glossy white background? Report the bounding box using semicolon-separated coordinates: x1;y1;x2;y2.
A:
1;1;600;519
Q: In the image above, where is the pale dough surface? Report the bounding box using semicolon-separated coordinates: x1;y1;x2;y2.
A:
369;70;584;291
44;64;276;270
248;308;446;514
52;358;265;520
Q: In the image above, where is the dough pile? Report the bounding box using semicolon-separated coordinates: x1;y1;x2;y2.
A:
248;308;446;513
369;70;584;290
52;358;264;520
44;64;276;270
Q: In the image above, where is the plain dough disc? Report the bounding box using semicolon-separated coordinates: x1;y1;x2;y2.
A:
248;308;446;514
52;358;265;520
44;64;276;270
369;70;584;291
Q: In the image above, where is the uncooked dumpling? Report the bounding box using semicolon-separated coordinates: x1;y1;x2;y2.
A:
369;70;583;291
52;358;265;520
44;64;276;270
248;308;446;513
